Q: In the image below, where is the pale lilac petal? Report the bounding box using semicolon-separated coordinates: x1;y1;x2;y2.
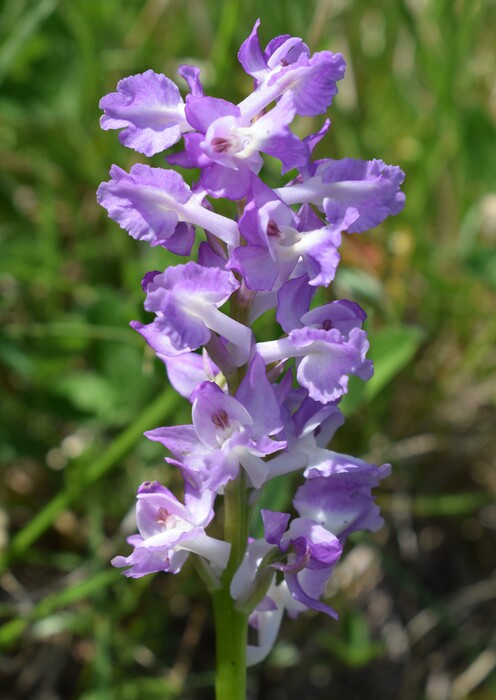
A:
186;95;240;133
238;18;267;79
201;162;255;200
275;158;405;234
273;51;346;116
266;447;307;480
302;237;341;287
294;470;389;537
112;548;187;578
159;351;219;399
165;222;195;256
180;534;231;571
292;206;357;287
228;245;278;291
285;570;338;618
294;327;372;403
237;450;270;489
304;451;392;482
198;240;227;269
301;299;367;334
97;164;239;247
100;70;189;156
292;397;344;443
178;64;204;97
183;484;217;527
130;319;196;355
236;353;283;438
97;164;191;248
147;263;238;306
144;425;204;459
319;158;406;232
249;290;278;324
261;509;291;545
276;276;316;333
158;303;212;351
192;382;253;450
133;262;250;357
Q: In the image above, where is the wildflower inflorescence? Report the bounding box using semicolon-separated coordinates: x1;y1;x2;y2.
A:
99;20;404;666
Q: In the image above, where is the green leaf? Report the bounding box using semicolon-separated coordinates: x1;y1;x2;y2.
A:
320;610;384;667
334;267;387;306
53;371;115;416
0;569;120;649
0;389;179;567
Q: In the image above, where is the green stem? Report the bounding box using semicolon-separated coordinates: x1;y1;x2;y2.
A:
212;587;248;700
212;474;249;700
209;263;254;699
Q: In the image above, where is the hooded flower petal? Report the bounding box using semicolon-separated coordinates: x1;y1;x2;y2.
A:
293;325;373;403
132;262;252;361
111;481;229;577
159;351;220;400
275;158;405;234
97;164;239;248
261;511;342;617
237;22;346;120
257;300;373;403
294;465;390;539
100;70;191;156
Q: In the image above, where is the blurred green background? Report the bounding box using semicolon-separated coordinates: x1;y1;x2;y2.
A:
1;0;495;698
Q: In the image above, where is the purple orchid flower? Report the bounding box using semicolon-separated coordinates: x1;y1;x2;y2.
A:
274;157;406;234
145;354;286;491
111;480;230;577
294;464;391;540
230;538;306;665
99;19;403;668
158;350;220;401
237;19;311;86
99;70;193;157
97;163;239;249
257;299;373;403
130;263;252;364
229;184;352;291
237;19;347;121
171;91;308;199
261;510;342;618
267;389;345;479
268;390;390;493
